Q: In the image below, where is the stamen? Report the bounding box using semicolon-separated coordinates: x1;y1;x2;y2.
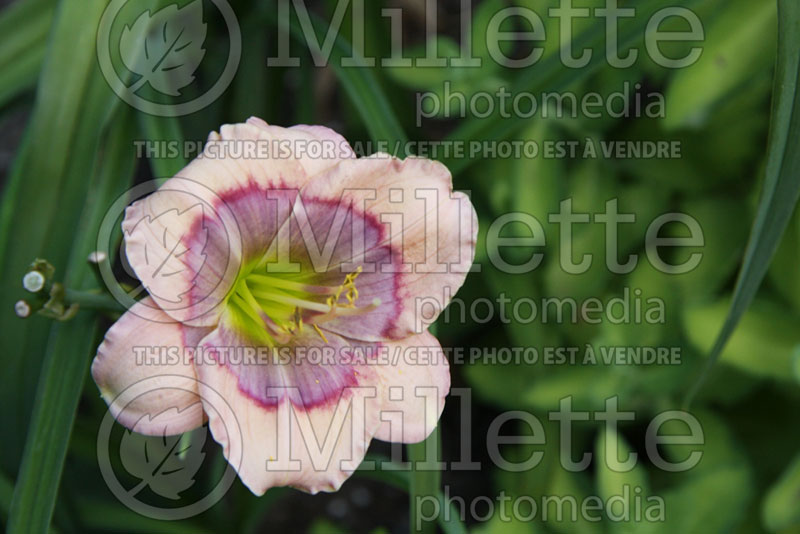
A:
247;273;339;295
263;316;292;344
229;265;373;346
290;307;303;333
313;324;329;343
331;266;362;307
250;290;333;313
310;297;382;324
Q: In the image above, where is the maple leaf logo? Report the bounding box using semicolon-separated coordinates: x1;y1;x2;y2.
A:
126;204;208;304
120;408;207;500
120;1;207;96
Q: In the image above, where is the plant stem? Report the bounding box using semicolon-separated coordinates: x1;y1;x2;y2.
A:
408;428;441;534
64;289;125;314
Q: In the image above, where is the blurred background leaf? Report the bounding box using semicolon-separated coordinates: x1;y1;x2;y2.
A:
0;0;799;532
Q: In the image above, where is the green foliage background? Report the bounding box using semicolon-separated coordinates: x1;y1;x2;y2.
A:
0;0;799;532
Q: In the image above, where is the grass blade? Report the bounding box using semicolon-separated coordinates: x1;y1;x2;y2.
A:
266;8;409;151
6;105;139;534
0;0;56;108
0;470;12;523
443;0;702;175
407;430;442;534
0;0;127;475
138;112;188;178
357;455;466;534
684;0;800;406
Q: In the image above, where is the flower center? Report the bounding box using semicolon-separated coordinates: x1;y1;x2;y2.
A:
226;265;379;346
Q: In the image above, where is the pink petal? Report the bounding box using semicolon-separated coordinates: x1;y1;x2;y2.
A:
123;120;355;326
248;118;357;176
91;297;210;436
373;331;450;443
193;315;384;495
268;195;400;340
298;155;478;340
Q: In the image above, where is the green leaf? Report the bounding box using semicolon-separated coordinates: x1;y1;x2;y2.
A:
73;494;215;534
309;519;347;534
356;457;467;534
408;430;442;534
524;366;627;413
768;204;800;312
510;119;565;225
658;411;746;476
7;105;139;533
683;298;800;380
649;411;752;534
132;13;190;180
595;428;650;533
443;0;704;176
0;469;12;523
0;0;130;477
602;260;681;351
384;37;467;91
138;111;188;178
684;0;800;405
655;467;751;534
663;0;776;129
471;0;516;68
230;3;271;122
268;8;408;151
543;176;663;303
620;75;771;194
763;452;800;531
542;467;602;534
671;196;750;301
0;0;56;108
469;507;544;534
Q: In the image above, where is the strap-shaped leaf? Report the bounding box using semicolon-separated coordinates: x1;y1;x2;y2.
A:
266;7;408;150
443;0;702;176
6;106;139;533
358;454;467;534
138;111;189;178
684;0;800;405
0;0;125;477
0;0;55;108
407;429;442;534
3;0;151;523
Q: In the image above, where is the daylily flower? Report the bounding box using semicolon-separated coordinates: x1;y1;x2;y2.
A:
92;118;477;495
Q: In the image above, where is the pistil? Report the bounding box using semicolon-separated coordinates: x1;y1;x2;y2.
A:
227;265;379;346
